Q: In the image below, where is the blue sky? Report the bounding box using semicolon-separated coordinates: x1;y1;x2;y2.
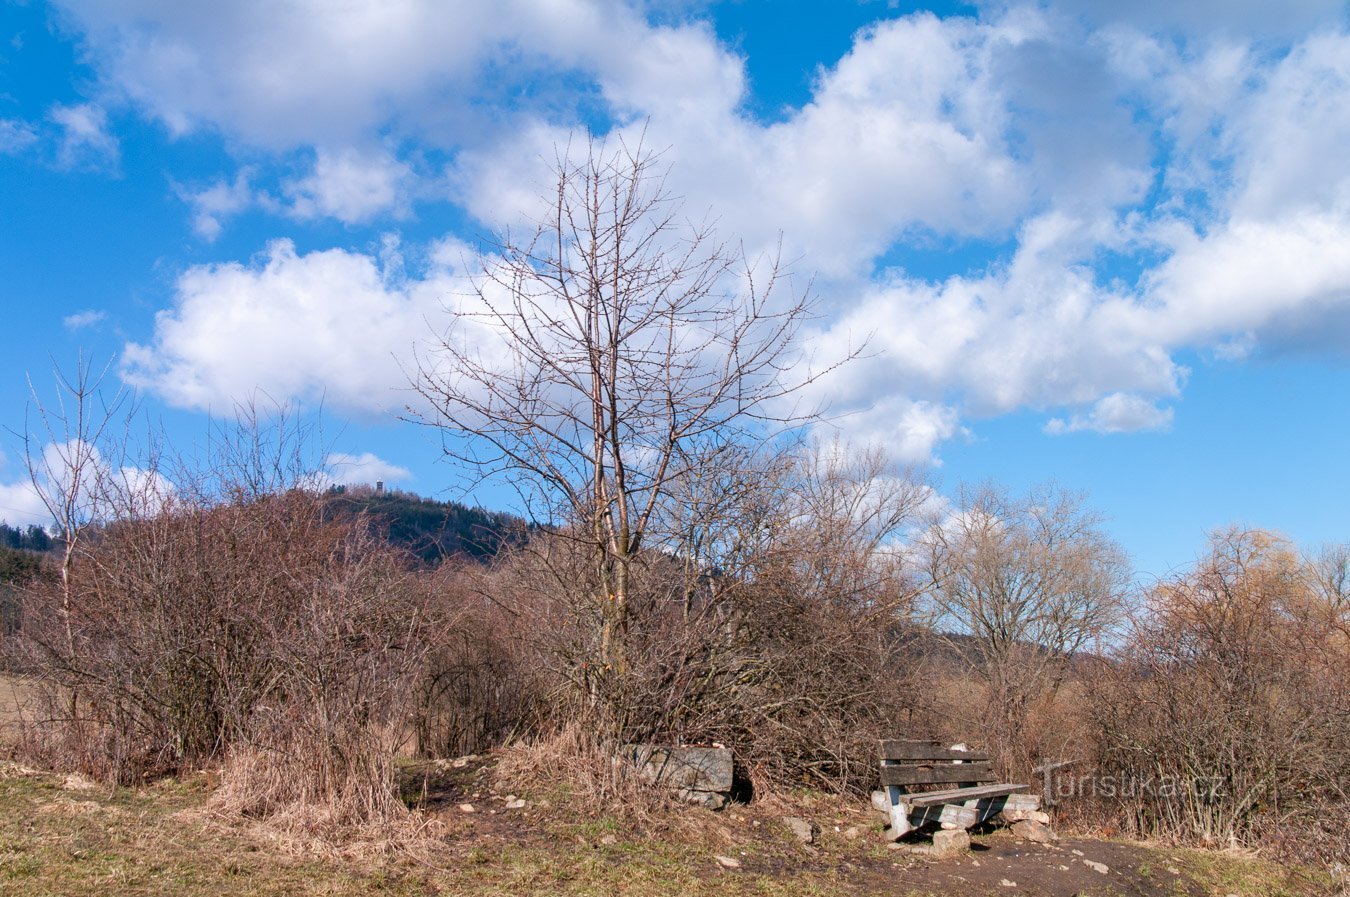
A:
1;0;1348;581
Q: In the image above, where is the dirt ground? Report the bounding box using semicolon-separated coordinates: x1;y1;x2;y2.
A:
400;757;1328;897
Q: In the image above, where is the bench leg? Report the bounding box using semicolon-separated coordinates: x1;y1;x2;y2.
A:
884;785;913;840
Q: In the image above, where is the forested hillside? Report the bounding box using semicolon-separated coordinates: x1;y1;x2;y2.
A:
325;485;527;565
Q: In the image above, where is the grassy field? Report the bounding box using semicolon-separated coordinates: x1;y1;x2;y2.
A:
0;756;1335;897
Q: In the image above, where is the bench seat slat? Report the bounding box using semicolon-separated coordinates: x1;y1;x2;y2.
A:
879;740;990;762
901;782;1030;808
879;762;996;786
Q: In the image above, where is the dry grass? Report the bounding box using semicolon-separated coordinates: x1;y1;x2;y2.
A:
0;674;35;739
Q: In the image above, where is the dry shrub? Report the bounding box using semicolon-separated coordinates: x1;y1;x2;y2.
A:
920;484;1130;780
17;489;442;829
413;566;545;758
1085;529;1350;864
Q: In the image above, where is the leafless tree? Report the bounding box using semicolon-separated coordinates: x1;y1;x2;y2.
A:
411;136;844;713
921;483;1130;774
15;355;155;726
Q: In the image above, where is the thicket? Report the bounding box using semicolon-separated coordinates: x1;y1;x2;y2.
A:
16;490;442;827
1081;529;1349;864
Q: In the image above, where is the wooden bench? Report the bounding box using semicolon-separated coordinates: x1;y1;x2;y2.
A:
876;739;1040;840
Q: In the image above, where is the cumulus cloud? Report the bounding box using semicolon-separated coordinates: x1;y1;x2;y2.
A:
120;239;462;415
0;440;173;528
0;478;47;528
323;451;412;487
73;1;1350;462
1044;393;1173;435
284;147;413;224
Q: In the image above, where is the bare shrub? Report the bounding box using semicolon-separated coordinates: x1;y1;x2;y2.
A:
17;488;441;827
413;564;545;758
1086;529;1350;863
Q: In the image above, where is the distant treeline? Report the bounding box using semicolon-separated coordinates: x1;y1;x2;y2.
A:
0;522;53;553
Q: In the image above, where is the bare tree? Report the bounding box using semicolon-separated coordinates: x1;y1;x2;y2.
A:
411;136;840;708
18;355;145;674
921;483;1130;773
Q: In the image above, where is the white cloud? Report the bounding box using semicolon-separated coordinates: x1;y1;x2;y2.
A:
76;2;1350;462
0;118;37;154
63;310;107;330
284;147;412;224
50;0;739;150
0;478;47;529
175;168;256;240
48;102;119;170
1045;393;1173;435
121;239;460;415
323;451;412;487
0;440;173;528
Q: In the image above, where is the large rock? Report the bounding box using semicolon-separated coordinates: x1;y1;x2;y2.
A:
625;744;734;805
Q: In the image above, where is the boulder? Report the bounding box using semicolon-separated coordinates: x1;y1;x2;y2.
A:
625;744;733;793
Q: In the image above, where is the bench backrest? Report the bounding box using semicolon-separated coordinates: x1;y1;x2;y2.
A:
879;739;996;788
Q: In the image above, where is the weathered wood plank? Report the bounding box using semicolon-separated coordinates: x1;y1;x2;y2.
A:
904;782;1030;808
879;740;991;762
880;762;996;786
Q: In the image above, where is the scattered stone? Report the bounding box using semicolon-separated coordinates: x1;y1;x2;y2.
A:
1166;866;1181;875
931;829;971;856
971;860;981;867
782;816;818;844
1058;865;1070;871
714;855;741;869
1082;860;1109;874
1010;819;1056;843
504;798;527;810
1000;879;1017;888
457;803;475;813
843;826;862;841
1071;849;1084;856
678;788;727;810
